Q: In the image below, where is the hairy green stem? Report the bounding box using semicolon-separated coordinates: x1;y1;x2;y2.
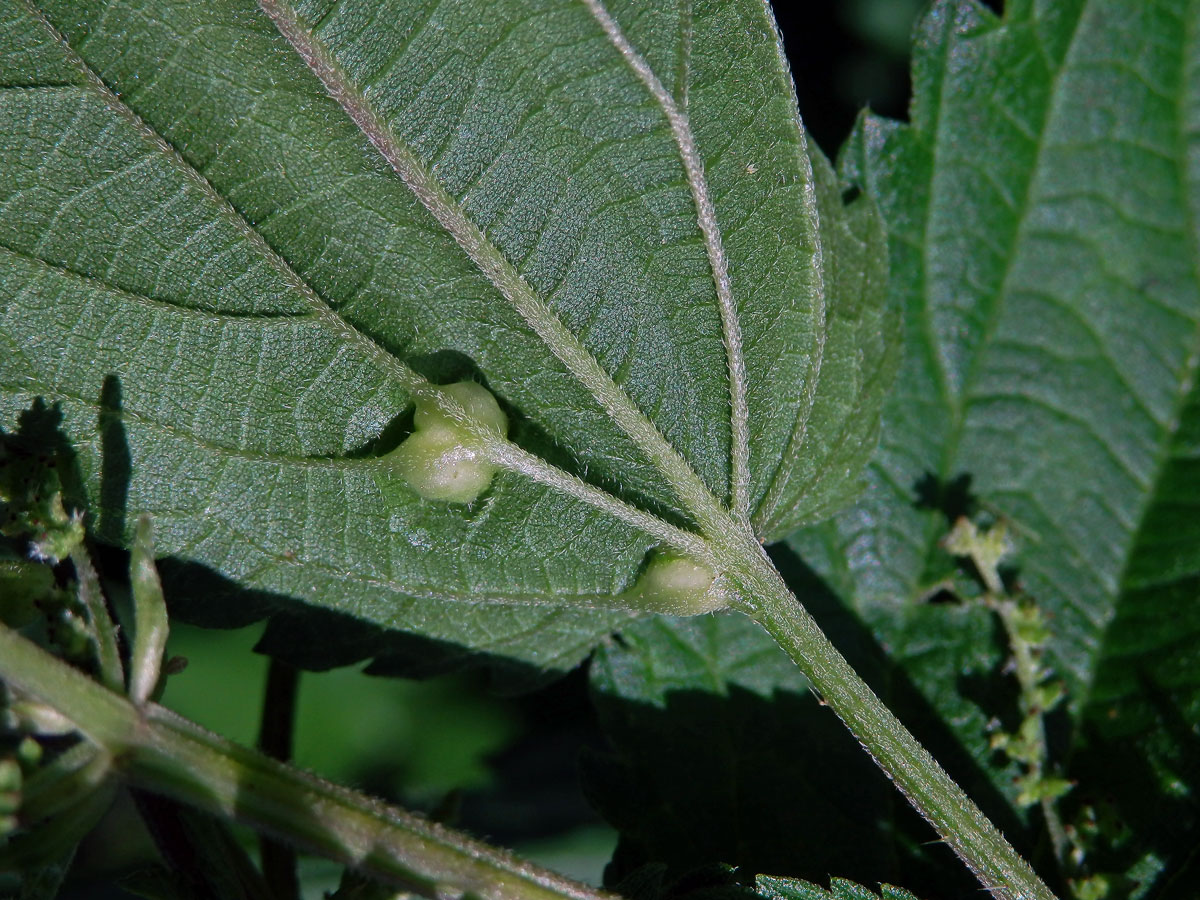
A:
723;538;1058;900
0;625;612;900
68;545;123;693
4;547;1056;900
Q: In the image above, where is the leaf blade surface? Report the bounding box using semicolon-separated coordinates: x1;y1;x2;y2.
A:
0;0;893;669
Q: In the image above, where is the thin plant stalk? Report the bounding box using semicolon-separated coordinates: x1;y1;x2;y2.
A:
719;535;1057;900
0;623;614;900
257;657;302;900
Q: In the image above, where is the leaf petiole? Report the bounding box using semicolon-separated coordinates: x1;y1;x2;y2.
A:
721;535;1058;900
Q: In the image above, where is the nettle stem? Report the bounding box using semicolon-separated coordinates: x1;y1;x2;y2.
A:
722;537;1058;900
2;541;1056;900
0;625;611;900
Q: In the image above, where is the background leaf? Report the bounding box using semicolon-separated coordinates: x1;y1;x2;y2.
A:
786;0;1200;887
0;0;893;672
585;612;902;885
757;873;922;900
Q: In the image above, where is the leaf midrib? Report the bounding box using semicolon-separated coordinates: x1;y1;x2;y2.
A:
581;0;752;521
18;0;715;566
254;0;743;542
911;3;1089;587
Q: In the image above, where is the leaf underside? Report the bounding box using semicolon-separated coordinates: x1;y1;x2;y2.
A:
0;0;895;671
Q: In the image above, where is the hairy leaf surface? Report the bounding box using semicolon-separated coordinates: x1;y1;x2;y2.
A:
788;0;1200;881
757;874;921;900
0;0;894;669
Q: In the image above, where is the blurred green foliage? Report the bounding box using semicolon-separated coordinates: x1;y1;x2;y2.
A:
775;0;928;153
161;623;519;805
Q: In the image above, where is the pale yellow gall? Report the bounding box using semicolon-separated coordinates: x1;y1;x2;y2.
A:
413;380;508;435
625;552;724;615
391;382;508;504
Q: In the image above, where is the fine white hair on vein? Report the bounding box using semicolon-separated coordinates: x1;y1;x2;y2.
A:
581;0;752;522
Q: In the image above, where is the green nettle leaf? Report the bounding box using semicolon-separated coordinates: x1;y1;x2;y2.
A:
756;874;922;900
0;0;895;671
789;0;1200;879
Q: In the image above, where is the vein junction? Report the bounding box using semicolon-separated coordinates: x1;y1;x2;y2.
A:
255;0;743;545
17;0;731;568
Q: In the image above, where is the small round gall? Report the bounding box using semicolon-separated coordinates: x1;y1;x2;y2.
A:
628;552;724;615
390;382;508;504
